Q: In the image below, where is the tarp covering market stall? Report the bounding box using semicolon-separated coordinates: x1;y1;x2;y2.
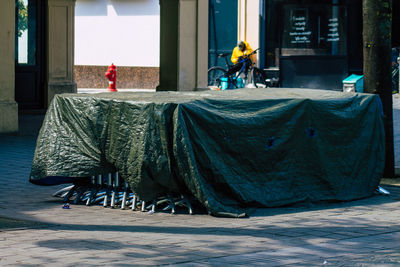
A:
30;88;385;217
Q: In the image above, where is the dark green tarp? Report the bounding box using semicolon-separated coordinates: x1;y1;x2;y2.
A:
30;88;385;217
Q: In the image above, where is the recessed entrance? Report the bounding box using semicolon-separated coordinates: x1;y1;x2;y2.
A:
15;0;45;110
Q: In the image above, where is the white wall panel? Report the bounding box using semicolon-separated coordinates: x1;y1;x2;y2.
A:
75;0;160;67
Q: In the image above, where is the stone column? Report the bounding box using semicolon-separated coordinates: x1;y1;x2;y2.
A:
0;0;18;133
196;0;209;90
158;0;208;91
47;0;77;105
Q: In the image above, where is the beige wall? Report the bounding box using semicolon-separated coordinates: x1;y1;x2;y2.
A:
158;0;208;91
0;0;18;133
238;0;260;65
178;0;197;90
47;0;77;105
196;0;209;90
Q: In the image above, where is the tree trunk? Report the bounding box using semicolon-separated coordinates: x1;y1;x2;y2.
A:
363;0;394;177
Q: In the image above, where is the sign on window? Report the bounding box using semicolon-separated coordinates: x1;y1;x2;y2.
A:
282;4;347;55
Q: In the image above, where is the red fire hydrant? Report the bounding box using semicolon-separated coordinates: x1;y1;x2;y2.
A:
105;63;117;92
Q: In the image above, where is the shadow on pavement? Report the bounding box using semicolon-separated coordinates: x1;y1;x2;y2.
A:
32;216;400;266
0;216;50;231
4;184;400;226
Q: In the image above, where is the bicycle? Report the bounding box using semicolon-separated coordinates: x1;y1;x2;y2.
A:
392;59;399;94
207;48;273;89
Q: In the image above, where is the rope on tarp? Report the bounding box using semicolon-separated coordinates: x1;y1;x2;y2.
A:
53;172;194;215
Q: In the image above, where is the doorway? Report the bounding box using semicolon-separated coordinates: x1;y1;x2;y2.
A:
15;0;45;110
208;0;238;69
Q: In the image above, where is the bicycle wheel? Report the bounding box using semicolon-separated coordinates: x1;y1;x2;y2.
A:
252;67;267;88
208;66;227;89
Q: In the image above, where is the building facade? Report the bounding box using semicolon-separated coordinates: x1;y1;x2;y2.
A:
0;0;209;133
210;0;399;90
1;0;398;133
1;0;76;132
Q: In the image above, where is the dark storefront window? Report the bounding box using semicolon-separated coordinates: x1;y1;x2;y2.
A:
393;0;400;47
263;0;357;89
281;5;347;56
265;0;348;68
14;0;45;110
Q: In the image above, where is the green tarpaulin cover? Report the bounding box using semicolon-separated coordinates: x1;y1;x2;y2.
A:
30;88;385;217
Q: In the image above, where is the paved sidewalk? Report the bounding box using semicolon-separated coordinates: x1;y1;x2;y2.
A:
0;93;399;266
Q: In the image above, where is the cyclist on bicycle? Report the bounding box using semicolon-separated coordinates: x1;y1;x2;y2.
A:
226;40;256;78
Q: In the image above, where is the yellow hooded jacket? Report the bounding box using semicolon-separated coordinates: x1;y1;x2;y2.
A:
231;41;256;64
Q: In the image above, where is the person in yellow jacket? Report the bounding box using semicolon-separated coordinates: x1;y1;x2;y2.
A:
231;40;255;64
226;41;256;79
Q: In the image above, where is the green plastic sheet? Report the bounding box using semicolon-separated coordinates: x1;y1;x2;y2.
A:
30;88;385;217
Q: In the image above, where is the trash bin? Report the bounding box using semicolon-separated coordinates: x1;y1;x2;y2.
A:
343;74;364;93
220;77;244;90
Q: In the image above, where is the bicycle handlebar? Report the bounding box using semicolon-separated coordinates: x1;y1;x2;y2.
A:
238;48;260;63
237;48;260;65
243;48;260;58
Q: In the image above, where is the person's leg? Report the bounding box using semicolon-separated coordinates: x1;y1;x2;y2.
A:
225;62;243;77
241;61;248;79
